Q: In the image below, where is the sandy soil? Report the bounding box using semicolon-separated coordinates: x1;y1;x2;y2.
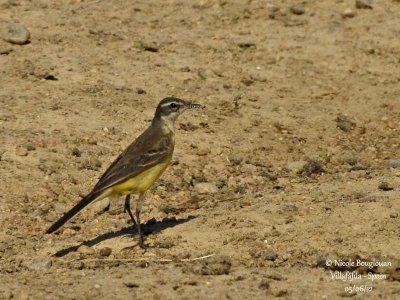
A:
0;0;399;299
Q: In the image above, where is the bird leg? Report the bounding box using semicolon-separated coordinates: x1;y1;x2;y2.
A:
136;193;146;249
124;195;137;226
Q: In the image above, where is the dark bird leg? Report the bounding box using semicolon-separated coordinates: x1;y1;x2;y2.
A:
136;193;146;249
124;194;137;226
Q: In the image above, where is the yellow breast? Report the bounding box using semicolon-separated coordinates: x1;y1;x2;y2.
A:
111;159;171;195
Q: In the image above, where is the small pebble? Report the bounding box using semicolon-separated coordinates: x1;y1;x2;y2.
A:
25;258;52;271
24;142;36;151
15;147;28;156
197;148;210;156
124;281;139;288
389;212;398;218
264;249;278;261
342;8;356;18
80;157;102;171
287;160;307;174
241;78;254;86
336;114;356;132
2;23;30;45
0;47;13;55
267;5;280;19
274;289;288;297
193;182;218;194
71;147;81;157
77;245;95;255
138;40;159;52
258;279;270;290
355;0;373;9
99;247;112;257
299;160;324;177
378;182;393;191
386;159;400;169
136;87;146;94
230;154;244;166
179;66;191;72
290;5;305;15
72;261;84;270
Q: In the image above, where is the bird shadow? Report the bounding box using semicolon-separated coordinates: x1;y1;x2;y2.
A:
53;215;196;257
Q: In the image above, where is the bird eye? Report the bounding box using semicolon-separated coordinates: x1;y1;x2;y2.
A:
170;102;178;108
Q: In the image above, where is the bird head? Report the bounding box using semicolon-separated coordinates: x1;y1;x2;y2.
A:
154;97;204;123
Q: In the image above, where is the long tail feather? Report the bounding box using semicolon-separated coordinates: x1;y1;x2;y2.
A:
46;191;101;234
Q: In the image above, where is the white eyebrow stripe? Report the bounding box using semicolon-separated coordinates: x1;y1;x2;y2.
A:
161;101;179;108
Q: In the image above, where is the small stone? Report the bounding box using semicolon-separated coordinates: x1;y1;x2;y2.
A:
80;157;102;171
193;182;218;194
24;142;36;151
138;40;159;52
99;247;112;257
264;249;278;261
336;114;356;132
287;160;307;174
386;159;400;169
241;163;258;174
136;87;146;94
230;154;244;165
137;261;149;268
71;147;81;157
241;78;254;86
87;198;110;216
355;0;373;9
77;245;95;255
62;228;76;236
237;41;256;49
290;5;305;15
274;177;290;189
0;47;13;55
72;261;84;270
94;284;101;289
197;148;211;156
274;289;288;297
267;4;280;19
250;71;267;82
299;160;324;177
25;258;52;271
258;279;270;290
2;23;30;45
389;212;398;218
265;272;285;281
342;8;356;18
124;281;139;288
179;66;191;72
184;256;231;275
378;182;393;191
15;146;28;156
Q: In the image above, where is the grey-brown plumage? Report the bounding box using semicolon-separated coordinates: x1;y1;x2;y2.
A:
46;97;203;248
93;123;174;193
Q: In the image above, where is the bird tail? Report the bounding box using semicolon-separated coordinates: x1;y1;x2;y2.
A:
46;191;103;234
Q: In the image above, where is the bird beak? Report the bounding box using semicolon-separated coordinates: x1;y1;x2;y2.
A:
186;102;205;110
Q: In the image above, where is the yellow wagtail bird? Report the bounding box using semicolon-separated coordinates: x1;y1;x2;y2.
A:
46;97;204;248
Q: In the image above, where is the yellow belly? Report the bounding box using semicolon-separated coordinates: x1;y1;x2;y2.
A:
110;160;170;195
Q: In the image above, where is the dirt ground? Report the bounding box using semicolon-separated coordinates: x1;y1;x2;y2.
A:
0;0;399;299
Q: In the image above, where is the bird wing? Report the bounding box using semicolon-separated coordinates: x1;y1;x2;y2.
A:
91;126;173;193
